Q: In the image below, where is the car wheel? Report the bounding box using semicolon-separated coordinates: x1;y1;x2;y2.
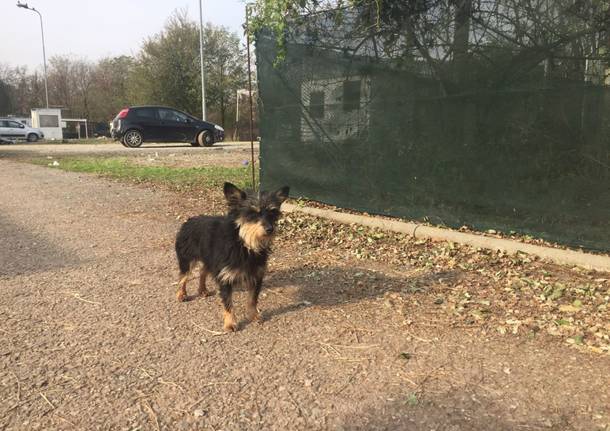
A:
123;130;143;148
197;130;213;147
27;133;39;142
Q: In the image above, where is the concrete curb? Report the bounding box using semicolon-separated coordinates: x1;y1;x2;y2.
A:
282;203;610;273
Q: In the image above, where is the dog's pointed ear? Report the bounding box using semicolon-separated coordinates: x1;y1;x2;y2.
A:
274;186;290;203
224;182;246;204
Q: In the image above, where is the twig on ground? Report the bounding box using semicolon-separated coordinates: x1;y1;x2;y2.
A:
158;378;185;392
55;414;75;426
66;292;102;305
317;342;342;356
317;342;371;362
333;371;357;395
138;367;154;379
415;363;447;396
187;382;239;409
187;396;206;410
286;390;306;424
400;375;419;387
134;393;154;400
40;392;55;410
191;321;224;336
328;343;378;349
142;399;160;431
405;331;433;343
203;381;238;387
10;371;21;401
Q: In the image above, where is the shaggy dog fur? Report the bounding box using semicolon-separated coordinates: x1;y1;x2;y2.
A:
174;182;289;331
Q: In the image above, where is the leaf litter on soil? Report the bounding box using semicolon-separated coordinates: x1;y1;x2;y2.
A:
274;212;609;355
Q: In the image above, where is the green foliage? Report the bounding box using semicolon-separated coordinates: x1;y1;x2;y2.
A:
129;11;202;117
90;56;134;121
0;63;44;116
406;393;419;407
249;0;293;62
128;10;247;127
248;1;380;63
0;79;13;115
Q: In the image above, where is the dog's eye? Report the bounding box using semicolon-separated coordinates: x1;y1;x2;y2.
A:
266;209;280;219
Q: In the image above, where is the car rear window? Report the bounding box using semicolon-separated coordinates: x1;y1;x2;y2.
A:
158;109;188;122
134;108;157;119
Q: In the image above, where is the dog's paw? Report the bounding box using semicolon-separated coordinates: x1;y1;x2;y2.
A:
199;289;215;298
247;307;263;323
176;290;187;302
223;321;237;332
223;311;237;332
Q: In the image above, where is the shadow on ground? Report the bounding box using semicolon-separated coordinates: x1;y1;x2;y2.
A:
339;385;578;431
0;214;82;277
261;265;461;319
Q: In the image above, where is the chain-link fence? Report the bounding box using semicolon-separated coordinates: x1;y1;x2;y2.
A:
256;3;610;251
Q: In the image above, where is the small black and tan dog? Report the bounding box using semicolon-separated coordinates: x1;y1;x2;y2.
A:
174;182;289;331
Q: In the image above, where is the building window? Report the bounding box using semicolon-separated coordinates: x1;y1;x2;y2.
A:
309;91;325;118
40;115;59;127
343;80;361;112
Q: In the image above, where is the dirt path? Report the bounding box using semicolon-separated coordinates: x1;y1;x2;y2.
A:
0;160;608;431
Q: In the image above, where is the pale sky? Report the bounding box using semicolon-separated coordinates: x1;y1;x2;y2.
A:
0;0;247;71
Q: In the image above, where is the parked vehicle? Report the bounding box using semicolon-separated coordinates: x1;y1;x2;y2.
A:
110;106;224;148
0;118;44;142
93;122;111;138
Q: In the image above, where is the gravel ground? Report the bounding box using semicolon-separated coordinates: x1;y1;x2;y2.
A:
0;158;609;431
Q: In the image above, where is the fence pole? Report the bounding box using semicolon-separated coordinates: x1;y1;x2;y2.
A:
245;4;256;191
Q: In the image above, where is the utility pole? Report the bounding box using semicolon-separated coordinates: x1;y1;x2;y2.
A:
245;4;256;190
17;2;49;108
198;0;206;120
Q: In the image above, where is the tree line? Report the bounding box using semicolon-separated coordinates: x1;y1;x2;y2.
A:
0;10;249;131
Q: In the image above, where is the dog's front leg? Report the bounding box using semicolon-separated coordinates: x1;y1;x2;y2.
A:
219;283;237;332
246;276;264;323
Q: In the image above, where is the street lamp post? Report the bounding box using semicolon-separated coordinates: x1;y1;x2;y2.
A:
198;0;206;120
17;2;49;109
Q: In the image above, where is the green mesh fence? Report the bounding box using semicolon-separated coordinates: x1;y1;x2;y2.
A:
256;4;610;252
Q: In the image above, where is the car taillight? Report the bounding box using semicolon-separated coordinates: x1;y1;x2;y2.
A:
117;108;129;119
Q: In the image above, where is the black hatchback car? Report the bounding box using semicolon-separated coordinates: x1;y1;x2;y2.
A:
111;106;224;147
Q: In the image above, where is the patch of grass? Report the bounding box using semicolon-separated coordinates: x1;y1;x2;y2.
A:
406;393;419;406
32;157;258;190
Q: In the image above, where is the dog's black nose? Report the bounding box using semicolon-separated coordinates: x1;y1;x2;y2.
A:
265;225;274;234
